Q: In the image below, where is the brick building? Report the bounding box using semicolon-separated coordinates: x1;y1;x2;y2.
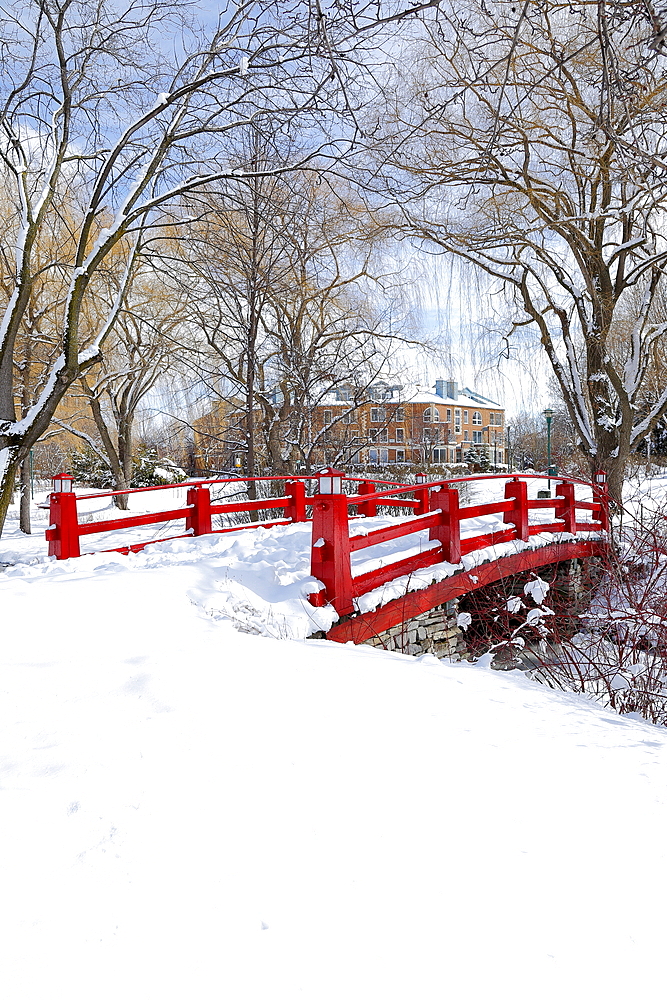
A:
312;379;506;468
192;378;505;473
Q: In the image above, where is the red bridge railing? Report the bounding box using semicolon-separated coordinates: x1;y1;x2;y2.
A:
45;474;314;559
45;470;609;604
307;470;610;616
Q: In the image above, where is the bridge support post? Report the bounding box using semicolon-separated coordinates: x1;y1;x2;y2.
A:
504;478;529;541
594;470;610;531
429;487;461;564
309;484;354;616
186;485;212;536
284;480;307;522
555;481;576;534
356;480;377;517
47;489;80;559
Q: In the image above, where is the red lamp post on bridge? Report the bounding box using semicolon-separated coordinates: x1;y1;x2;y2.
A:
309;468;355;616
316;467;345;494
47;473;80;559
52;472;75;493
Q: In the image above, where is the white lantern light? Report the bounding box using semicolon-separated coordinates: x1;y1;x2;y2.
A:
52;472;75;493
595;470;607;484
416;472;428;484
317;467;344;494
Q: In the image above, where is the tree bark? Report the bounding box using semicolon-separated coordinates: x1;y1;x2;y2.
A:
19;457;31;534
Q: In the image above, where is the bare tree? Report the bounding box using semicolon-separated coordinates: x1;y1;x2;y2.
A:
0;0;406;532
179;143;407;477
55;271;188;507
363;0;667;499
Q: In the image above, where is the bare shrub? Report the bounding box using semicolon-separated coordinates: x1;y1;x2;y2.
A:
527;505;667;725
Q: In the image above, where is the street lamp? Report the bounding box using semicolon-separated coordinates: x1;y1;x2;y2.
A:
543;408;554;492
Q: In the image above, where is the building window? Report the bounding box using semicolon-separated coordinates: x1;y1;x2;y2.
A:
342;411;352;424
371;407;385;423
371;428;388;443
424;427;439;443
380;449;388;464
463;429;469;442
323;410;332;424
395;428;404;443
395;449;405;463
472;411;482;425
395;407;405;422
472;430;483;444
450;448;456;462
463;410;468;423
454;408;461;433
423;407;431;422
490;412;503;426
369;448;378;463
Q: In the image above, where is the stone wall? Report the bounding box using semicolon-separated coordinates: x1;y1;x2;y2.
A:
362;599;465;659
323;559;603;661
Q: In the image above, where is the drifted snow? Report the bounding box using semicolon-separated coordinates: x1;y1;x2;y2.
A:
1;511;667;998
1;483;662;998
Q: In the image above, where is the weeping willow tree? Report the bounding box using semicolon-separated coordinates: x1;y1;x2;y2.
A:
367;0;667;499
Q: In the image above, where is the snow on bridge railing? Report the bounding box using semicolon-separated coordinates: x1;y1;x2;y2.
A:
45;472;317;559
44;469;609;574
307;469;610;616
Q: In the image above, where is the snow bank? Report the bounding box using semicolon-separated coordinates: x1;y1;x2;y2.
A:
1;559;667;999
0;486;665;998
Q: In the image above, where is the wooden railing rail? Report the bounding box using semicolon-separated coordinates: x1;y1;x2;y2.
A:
45;469;610;590
308;472;610;615
46;476;315;559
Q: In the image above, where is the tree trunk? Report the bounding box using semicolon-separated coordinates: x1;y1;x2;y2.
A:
19;458;31;534
86;388;130;510
0;448;20;536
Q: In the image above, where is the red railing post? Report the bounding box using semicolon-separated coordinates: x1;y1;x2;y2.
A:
504;477;529;541
555;481;576;534
309;468;354;616
47;478;80;559
186;485;212;536
284;479;307;522
356;479;377;517
428;486;461;564
593;470;610;531
414;472;429;515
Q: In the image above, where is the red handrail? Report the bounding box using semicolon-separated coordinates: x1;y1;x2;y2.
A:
308;474;610;615
46;478;311;559
45;471;610;575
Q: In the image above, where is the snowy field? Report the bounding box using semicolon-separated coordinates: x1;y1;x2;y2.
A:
2;481;667;998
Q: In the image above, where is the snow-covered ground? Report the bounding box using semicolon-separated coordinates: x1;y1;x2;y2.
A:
2;483;666;998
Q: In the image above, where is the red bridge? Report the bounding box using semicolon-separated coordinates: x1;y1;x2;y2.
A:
46;469;610;644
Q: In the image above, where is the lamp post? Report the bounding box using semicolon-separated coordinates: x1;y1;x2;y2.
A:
506;425;512;471
543;408;554;492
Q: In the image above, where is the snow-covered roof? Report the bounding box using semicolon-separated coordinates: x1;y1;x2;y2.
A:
318;383;503;408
